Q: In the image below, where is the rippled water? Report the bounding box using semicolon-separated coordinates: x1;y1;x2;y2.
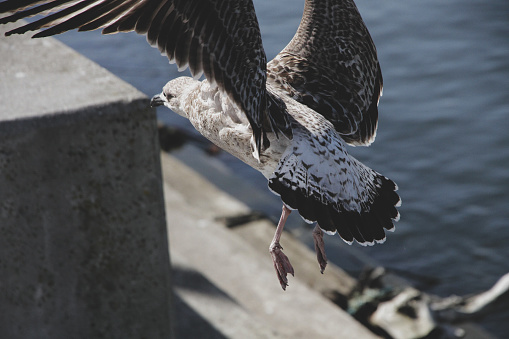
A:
53;0;509;335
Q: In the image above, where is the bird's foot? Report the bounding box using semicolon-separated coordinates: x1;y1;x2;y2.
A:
269;241;294;290
313;225;328;273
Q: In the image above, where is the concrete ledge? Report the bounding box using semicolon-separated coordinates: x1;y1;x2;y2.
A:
0;25;143;121
161;150;379;339
0;22;172;338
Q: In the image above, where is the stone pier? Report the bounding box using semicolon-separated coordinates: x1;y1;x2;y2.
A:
0;22;172;339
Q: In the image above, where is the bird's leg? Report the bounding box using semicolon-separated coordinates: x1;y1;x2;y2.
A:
313;224;328;273
269;205;294;290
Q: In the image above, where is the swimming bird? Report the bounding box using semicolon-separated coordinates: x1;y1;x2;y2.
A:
0;0;401;290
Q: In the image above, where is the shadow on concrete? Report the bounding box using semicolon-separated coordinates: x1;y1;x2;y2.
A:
173;294;228;339
172;266;233;339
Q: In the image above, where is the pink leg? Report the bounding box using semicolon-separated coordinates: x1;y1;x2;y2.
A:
269;205;295;290
313;224;328;273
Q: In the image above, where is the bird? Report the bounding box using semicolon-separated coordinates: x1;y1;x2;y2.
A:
0;0;401;290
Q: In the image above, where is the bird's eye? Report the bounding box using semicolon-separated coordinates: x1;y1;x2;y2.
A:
163;91;174;100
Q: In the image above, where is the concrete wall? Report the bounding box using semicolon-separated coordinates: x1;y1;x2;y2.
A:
0;23;172;339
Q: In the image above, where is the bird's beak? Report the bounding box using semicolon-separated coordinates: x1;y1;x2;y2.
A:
150;93;165;107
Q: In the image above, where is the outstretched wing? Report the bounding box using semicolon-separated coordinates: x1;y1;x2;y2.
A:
0;0;274;153
267;0;382;146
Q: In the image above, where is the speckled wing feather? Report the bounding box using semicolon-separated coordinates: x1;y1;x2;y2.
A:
267;0;382;146
0;0;283;153
268;113;400;245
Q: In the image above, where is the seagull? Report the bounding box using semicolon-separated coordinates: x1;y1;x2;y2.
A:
0;0;401;290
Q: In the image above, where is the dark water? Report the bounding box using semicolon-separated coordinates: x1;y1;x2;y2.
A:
53;0;509;335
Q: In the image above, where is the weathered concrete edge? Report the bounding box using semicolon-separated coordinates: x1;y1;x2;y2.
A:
0;98;149;135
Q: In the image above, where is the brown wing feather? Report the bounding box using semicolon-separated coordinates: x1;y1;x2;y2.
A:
267;0;382;146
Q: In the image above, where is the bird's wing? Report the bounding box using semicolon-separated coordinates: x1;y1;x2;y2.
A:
267;0;382;146
0;0;288;154
268;116;400;245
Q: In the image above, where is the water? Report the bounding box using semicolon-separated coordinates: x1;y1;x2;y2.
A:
52;0;509;335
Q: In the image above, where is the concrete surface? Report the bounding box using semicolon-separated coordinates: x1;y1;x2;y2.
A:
0;22;172;339
162;151;380;339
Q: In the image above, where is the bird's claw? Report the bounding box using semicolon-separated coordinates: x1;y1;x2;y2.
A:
270;242;294;290
313;225;328;274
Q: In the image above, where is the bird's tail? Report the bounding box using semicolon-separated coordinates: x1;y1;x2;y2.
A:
267;131;400;246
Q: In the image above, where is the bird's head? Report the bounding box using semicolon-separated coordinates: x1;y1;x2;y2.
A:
150;77;198;118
